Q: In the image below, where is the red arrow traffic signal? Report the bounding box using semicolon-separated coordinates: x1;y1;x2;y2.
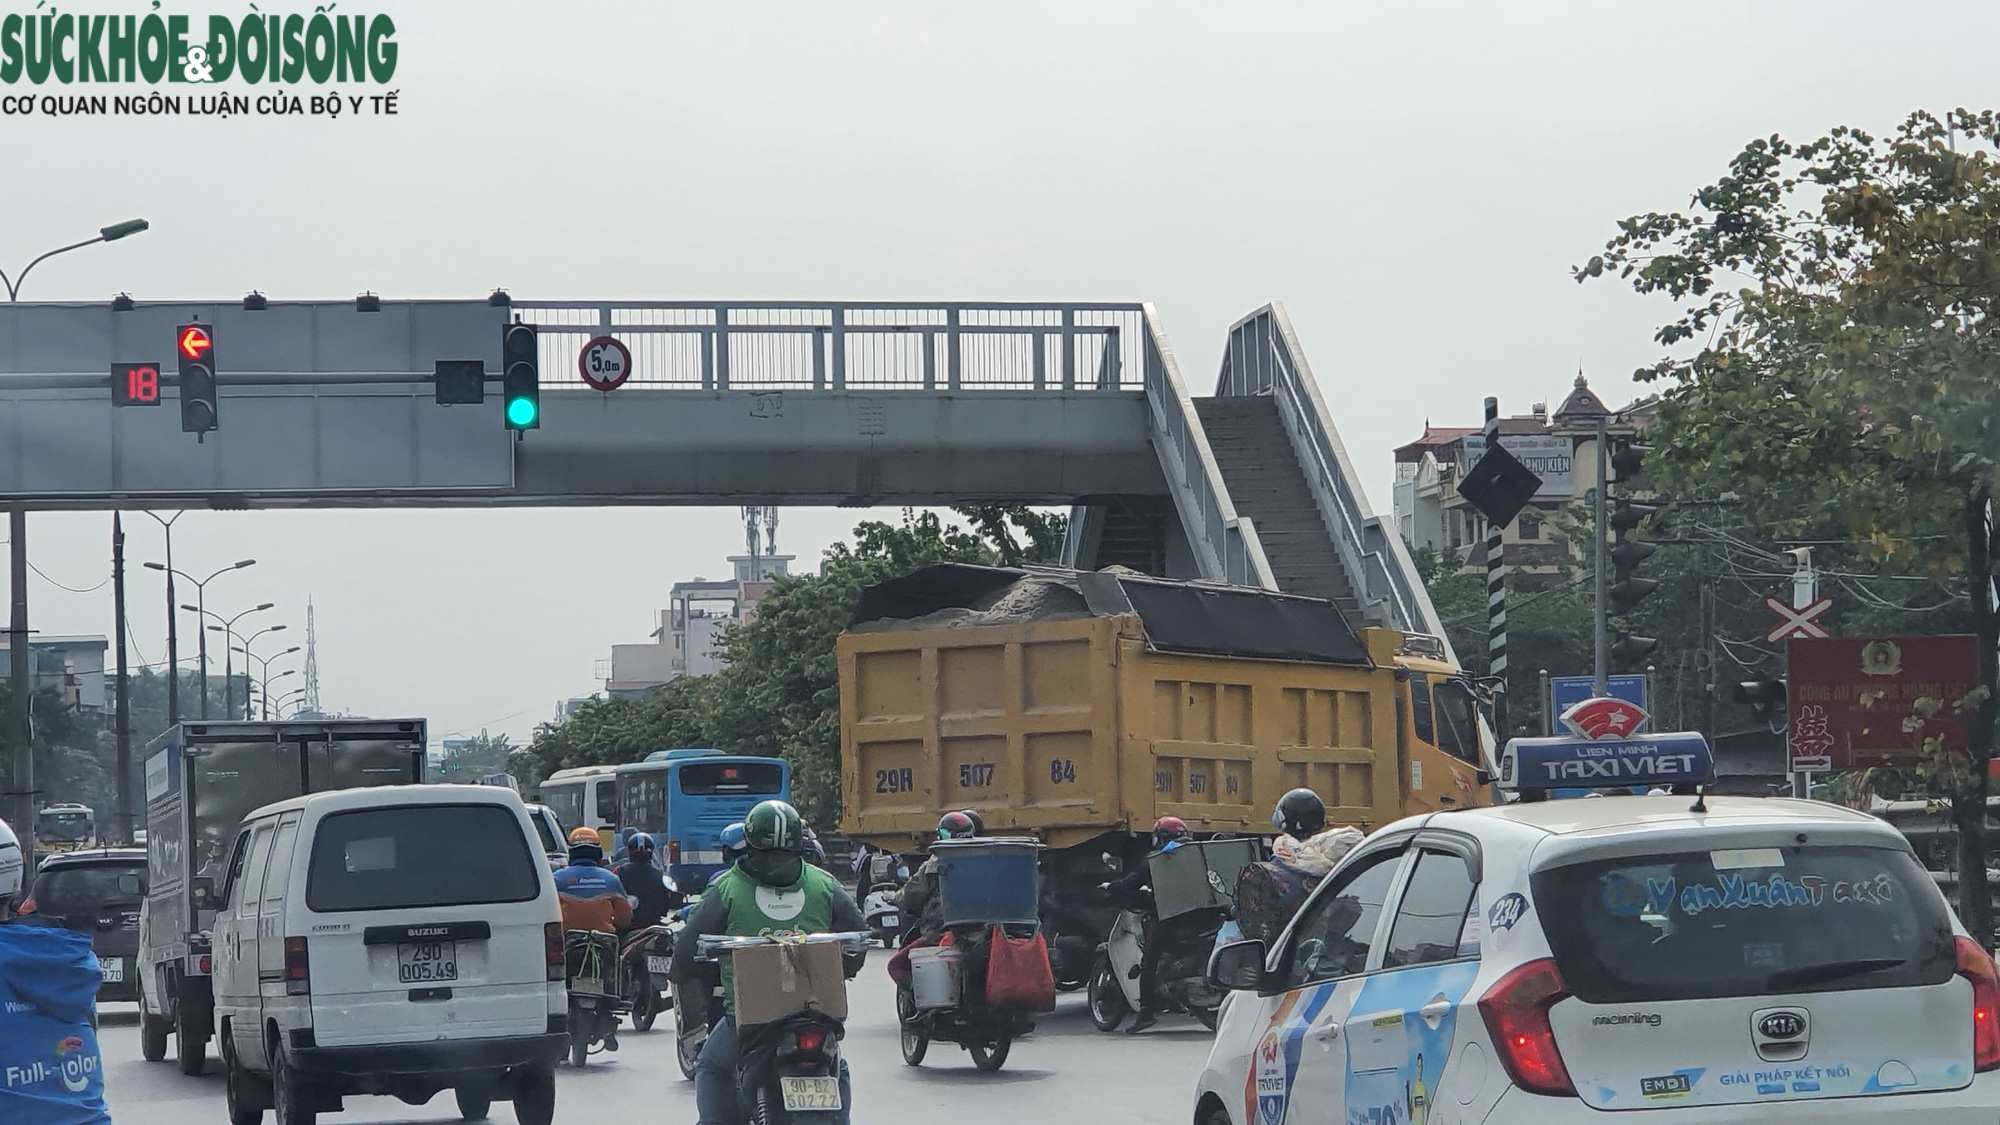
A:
178;325;212;359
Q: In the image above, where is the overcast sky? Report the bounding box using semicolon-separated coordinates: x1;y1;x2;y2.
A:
4;0;1993;747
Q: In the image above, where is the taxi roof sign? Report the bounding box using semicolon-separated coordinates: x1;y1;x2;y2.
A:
1498;731;1714;792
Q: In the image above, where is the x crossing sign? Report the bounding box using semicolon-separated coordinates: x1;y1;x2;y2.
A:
1764;595;1832;643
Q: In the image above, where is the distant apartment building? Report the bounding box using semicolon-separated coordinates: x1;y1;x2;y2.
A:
601;551;794;700
0;634;108;712
1392;376;1653;572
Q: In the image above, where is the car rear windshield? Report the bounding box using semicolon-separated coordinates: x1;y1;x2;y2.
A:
306;804;542;913
1533;843;1956;1003
679;762;782;796
33;863;143;914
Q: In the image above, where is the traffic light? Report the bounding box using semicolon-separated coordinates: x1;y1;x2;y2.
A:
1610;498;1660;610
177;322;218;435
1733;678;1787;719
434;359;486;405
1612;631;1657;666
1610;438;1651;485
501;322;539;431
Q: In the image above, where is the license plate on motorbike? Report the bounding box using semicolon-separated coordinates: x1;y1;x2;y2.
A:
780;1076;842;1112
397;940;458;983
880;913;899;928
647;955;672;974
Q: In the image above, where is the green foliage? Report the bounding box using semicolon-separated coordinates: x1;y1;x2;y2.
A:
520;506;1066;826
437;730;518;779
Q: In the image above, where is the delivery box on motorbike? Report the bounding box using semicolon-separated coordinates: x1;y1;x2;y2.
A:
931;838;1040;927
907;946;962;1010
731;938;849;1025
1147;837;1260;921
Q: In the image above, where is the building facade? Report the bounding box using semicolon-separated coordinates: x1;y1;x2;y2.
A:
0;634;108;712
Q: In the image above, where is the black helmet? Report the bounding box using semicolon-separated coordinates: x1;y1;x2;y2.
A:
958;809;986;837
1273;788;1326;838
936;811;976;841
627;832;655;859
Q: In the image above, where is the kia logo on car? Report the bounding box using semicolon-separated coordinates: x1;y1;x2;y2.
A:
1758;1013;1806;1040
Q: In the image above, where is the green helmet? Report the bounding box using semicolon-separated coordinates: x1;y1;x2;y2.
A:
743;800;806;853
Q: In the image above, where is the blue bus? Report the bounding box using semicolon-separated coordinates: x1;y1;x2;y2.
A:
614;749;790;889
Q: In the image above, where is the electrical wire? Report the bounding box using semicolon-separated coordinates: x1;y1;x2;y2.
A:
27;561;110;594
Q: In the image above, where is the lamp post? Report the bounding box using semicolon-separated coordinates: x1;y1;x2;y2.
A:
199;603;274;720
252;669;299;720
273;687;306;718
234;640;299;720
3;219;149;873
139;513;185;722
149;559;254;719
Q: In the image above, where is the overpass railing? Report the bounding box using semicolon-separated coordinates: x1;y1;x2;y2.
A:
1216;303;1447;646
510;301;1147;391
1140;304;1275;590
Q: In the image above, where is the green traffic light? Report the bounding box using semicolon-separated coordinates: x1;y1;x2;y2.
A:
505;396;539;427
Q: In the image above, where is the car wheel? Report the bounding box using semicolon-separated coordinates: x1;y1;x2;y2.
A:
222;1032;270;1125
968;1027;1011;1072
455;1086;492;1120
140;1013;170;1063
175;1006;208;1076
270;1045;317;1125
1201;1107;1232;1125
1086;957;1127;1033
511;1068;556;1125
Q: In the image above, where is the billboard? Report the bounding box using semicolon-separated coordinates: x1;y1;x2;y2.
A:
1785;635;1978;771
1460;434;1573;497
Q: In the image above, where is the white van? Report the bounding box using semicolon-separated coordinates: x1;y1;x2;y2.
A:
211;785;566;1125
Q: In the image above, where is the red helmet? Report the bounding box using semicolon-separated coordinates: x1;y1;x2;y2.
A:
1152;816;1191;848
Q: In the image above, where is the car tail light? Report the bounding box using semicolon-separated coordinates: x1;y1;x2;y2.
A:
1477;957;1575;1096
15;898;34;915
284;937;310;995
546;922;565;981
669;841;681;866
1955;937;2000;1071
198;954;212;974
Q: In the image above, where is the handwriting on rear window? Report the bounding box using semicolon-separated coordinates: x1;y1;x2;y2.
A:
1601;872;1895;918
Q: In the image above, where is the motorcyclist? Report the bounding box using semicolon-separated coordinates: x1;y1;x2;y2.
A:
898;811;976;946
556;826;634;934
1271;788;1363;881
672;800;866;1125
615;832;682;929
1099;816;1191;1033
718;821;748;869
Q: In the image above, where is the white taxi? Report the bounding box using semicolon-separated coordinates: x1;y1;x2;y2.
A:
1195;730;2000;1125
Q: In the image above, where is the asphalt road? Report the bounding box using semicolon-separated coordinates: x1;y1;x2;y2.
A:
97;963;1215;1125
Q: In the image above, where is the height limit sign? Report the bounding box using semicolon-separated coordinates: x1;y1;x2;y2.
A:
578;336;632;392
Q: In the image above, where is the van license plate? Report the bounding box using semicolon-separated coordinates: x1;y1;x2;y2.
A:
397;941;458;983
779;1076;841;1112
99;959;123;983
647;955;672;974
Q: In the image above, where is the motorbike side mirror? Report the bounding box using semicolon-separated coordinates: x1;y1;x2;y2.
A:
1208;939;1267;992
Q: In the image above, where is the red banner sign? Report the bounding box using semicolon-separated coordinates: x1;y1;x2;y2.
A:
1785;635;1978;771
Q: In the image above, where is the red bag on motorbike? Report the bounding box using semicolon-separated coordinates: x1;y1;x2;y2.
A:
983;926;1056;1013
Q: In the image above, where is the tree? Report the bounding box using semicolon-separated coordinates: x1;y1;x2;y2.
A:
438;730;518;779
1582;109;2000;939
519;506;1067;826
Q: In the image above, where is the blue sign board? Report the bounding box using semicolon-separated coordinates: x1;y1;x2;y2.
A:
1500;731;1714;793
1549;674;1648;727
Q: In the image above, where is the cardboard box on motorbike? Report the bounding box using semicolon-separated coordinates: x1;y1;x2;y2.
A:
731;939;850;1026
1147;837;1260;920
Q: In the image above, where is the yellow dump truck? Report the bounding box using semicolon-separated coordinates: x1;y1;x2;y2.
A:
837;564;1489;982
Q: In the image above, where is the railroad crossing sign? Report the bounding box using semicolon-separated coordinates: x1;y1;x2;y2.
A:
578;336;633;392
1764;594;1832;643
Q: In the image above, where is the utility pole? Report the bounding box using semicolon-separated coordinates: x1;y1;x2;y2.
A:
113;513;132;844
1789;547;1816;799
7;507;31;865
1593;415;1609;695
1484;398;1510;738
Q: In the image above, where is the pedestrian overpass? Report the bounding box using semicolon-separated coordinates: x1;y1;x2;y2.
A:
0;298;1445;651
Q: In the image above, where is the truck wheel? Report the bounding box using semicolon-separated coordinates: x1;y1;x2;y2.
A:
511;1068;556;1125
271;1045;317;1125
141;1013;170;1063
176;1007;209;1076
223;1030;271;1125
454;1086;492;1120
1087;958;1128;1033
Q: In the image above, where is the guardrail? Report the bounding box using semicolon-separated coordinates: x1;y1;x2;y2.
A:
1141;304;1275;590
1216;303;1448;648
510;302;1147;391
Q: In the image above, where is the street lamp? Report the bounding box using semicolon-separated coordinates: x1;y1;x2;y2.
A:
199;603;274;720
233;640;300;720
273;686;306;718
252;669;299;719
148;558;254;719
0;219;150;301
138;513;185;721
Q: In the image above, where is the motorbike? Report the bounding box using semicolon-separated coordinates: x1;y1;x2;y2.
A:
564;929;626;1066
896;926;1032;1073
863;883;902;949
1086;906;1226;1032
620;921;678;1032
701;932;868;1123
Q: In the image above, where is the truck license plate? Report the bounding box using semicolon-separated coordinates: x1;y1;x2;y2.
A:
780;1076;842;1111
397;940;457;983
647;955;672;974
100;959;124;983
